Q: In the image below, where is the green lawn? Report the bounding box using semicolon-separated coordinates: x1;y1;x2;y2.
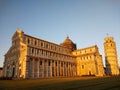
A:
0;76;120;90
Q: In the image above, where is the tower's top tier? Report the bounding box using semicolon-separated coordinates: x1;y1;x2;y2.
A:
104;37;114;43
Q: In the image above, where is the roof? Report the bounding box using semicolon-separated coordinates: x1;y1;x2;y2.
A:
62;35;74;45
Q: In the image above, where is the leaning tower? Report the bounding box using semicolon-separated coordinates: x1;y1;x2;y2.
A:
104;37;119;75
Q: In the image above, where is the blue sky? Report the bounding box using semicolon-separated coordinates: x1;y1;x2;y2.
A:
0;0;120;67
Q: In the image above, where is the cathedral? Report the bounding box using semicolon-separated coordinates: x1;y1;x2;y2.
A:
2;29;119;79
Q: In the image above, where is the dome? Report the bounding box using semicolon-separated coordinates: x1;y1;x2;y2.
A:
60;36;77;51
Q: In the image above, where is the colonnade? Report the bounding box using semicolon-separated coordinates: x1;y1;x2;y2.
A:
26;57;77;78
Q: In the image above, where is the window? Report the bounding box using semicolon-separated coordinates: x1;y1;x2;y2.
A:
90;56;91;59
31;39;33;45
82;65;84;69
28;38;30;44
87;56;88;59
59;48;60;52
83;57;85;60
41;50;43;55
66;63;68;67
37;49;39;55
19;69;21;75
81;57;82;60
45;51;47;56
48;60;50;66
40;60;42;65
61;62;63;67
34;40;37;45
46;43;48;48
32;48;34;54
56;62;57;66
79;51;81;54
41;42;43;47
54;46;56;51
76;52;77;55
51;45;53;50
19;64;21;67
111;44;112;46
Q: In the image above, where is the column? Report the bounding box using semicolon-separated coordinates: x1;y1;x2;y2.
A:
50;60;52;77
25;58;29;78
69;63;71;77
73;64;76;76
55;61;57;76
75;64;77;76
42;59;44;78
34;59;37;78
46;59;48;77
37;58;39;78
32;58;34;78
65;62;68;76
70;63;71;77
71;63;73;77
61;61;63;76
68;62;70;77
57;60;59;77
59;61;61;76
63;62;65;77
72;64;74;76
29;58;32;78
39;58;42;78
69;63;72;76
52;60;54;77
54;60;56;77
64;62;65;77
47;60;50;77
67;62;69;77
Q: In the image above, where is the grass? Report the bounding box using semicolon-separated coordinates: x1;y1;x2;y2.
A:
0;76;120;90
